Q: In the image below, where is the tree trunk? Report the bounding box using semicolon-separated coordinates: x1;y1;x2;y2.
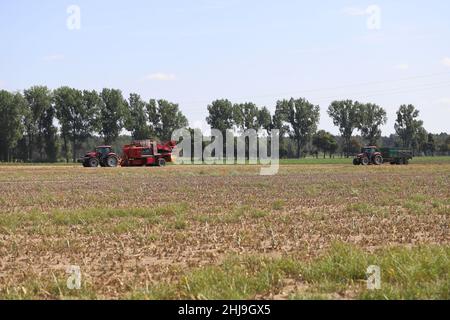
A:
72;137;77;163
39;138;43;162
63;135;69;163
346;138;351;158
296;139;301;159
28;134;33;162
38;132;43;162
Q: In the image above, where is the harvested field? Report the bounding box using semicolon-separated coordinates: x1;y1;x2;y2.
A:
0;162;449;299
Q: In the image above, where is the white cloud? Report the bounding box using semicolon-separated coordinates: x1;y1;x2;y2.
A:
0;80;5;88
341;7;368;16
442;57;450;67
395;63;410;70
43;54;65;61
144;73;176;81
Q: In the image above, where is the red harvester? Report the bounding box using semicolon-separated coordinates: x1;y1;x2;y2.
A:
120;140;176;167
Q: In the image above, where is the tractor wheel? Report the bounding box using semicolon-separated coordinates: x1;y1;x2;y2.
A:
353;158;360;166
88;158;99;168
106;156;119;168
157;158;166;167
374;155;383;166
403;158;409;165
361;157;370;166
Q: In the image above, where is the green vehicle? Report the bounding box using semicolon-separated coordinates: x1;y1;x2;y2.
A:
379;147;413;165
353;146;413;166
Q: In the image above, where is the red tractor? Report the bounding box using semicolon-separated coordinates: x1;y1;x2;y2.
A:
79;146;120;167
353;146;383;166
120;140;176;167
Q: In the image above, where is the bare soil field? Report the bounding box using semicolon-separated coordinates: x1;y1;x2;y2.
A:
0;163;448;299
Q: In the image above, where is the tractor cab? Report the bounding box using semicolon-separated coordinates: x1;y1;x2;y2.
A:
360;146;378;158
95;146;114;159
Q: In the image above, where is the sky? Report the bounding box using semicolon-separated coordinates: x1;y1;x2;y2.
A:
1;0;449;135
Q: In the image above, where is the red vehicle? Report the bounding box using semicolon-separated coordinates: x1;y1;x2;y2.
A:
353;146;383;166
120;140;176;167
79;146;120;167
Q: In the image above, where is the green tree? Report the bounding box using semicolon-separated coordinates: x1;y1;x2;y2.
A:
54;87;81;162
312;130;337;158
54;87;100;162
349;137;363;155
394;104;424;149
125;93;150;140
154;100;188;141
425;133;436;156
413;127;428;155
257;106;272;135
99;89;128;145
272;106;290;137
328;138;338;158
147;99;161;138
43;104;58;162
0;91;27;161
24;86;55;161
275;98;320;158
206;99;234;138
358;103;387;145
440;137;450;153
233;102;260;132
327;100;360;157
82;90;102;133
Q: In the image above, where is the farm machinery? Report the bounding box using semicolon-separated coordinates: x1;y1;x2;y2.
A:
353;146;413;166
79;146;120;168
79;140;176;168
121;140;176;167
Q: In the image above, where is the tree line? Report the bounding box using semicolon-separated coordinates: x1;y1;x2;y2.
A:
205;98;442;158
0;86;187;162
0;86;449;162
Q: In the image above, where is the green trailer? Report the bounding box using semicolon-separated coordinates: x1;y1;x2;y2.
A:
379;148;413;165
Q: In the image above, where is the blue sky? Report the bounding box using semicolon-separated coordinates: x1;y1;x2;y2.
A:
1;0;449;134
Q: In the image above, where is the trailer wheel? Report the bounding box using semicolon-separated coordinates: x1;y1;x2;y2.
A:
353;158;360;165
157;158;166;167
88;158;99;168
106;156;118;168
374;155;383;165
361;157;370;166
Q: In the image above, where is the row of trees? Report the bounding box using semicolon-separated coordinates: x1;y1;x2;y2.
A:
205;98;430;158
0;87;187;162
0;86;447;162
